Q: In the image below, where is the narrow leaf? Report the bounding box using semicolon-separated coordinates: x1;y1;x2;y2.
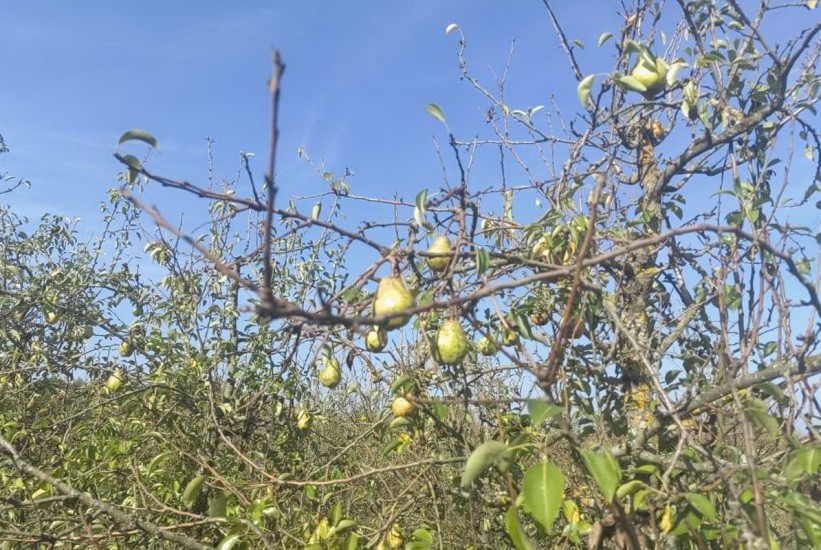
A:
118;129;158;148
504;507;537;550
577;74;596;107
445;23;459;34
426;103;446;124
598;32;613;47
181;475;206;509
216;534;241;550
461;441;509;487
522;461;564;530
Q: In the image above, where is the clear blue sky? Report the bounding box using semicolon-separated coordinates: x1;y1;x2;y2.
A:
2;1;624;226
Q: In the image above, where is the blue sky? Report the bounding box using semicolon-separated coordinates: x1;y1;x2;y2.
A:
2;2;622;227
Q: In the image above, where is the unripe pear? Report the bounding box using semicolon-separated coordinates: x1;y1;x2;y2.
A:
105;369;124;393
426;235;452;273
477;335;498;356
435;320;468;366
318;358;342;389
530;310;551;327
119;341;134;357
373;277;415;330
296;408;312;430
365;325;388;352
503;327;520;346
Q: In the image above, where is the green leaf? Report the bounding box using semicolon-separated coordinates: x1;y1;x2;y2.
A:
216;533;241;550
504;507;537;550
784;446;821;481
475;247;490;275
181;475;206;509
597;32;613;47
445;23;459;34
581;450;621;502
684;493;716;522
616;480;647;499
577;74;596;107
616;75;648;93
415;189;428;213
342;533;360;550
526;400;562;425
522;462;564;530
461;441;509;487
334;519;357;533
426;103;446;124
118;129;158;148
743;397;779;436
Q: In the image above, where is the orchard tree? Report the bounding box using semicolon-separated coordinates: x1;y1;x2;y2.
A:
1;1;820;548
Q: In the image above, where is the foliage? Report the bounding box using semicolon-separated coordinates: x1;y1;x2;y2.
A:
2;1;821;549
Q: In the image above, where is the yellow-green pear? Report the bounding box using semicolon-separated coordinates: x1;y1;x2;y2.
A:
373;277;415;330
435;319;468;366
318;358;341;389
427;235;453;273
477;335;498;356
365;325;388;352
105;369;125;393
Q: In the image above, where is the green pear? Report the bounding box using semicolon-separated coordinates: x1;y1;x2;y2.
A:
436;320;468;366
365;325;388;352
318;358;341;389
427;235;453;273
373;277;415;330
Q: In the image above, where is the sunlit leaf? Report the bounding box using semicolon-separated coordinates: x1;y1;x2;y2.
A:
598;32;613;47
426;103;446;124
577;74;596;107
118;129;158;148
445;23;459;34
522;461;564;530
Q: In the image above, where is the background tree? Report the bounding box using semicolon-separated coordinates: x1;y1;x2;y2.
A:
1;1;820;548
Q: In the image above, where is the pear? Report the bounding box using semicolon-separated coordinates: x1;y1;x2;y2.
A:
435;319;468;366
105;369;124;393
530;310;551;327
119;341;134;357
391;396;416;417
296;408;313;430
373;277;415;330
477;335;498;356
365;325;388;352
426;235;453;273
318;358;342;389
503;327;520;346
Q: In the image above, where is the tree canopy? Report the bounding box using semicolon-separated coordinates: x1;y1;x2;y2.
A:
1;1;821;548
